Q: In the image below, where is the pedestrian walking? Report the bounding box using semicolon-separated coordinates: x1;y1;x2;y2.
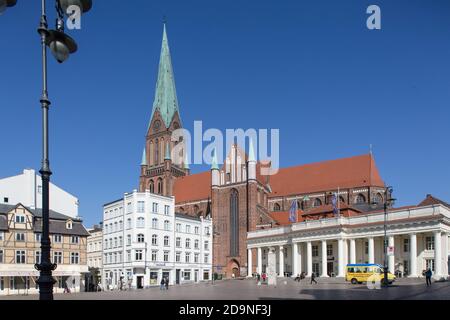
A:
425;268;432;286
256;273;261;284
160;278;165;290
165;277;169;290
262;273;267;284
310;272;318;284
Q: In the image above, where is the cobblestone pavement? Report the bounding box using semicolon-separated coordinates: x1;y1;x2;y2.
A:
2;278;449;300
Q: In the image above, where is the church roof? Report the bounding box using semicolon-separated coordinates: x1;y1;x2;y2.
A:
149;24;180;129
172;154;384;205
269;154;384;197
418;194;450;208
173;171;211;204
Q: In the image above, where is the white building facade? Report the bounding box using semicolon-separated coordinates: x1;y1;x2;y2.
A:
247;204;450;281
0;169;79;219
102;190;212;289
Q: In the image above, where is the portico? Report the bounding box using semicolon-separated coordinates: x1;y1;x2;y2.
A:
247;204;450;280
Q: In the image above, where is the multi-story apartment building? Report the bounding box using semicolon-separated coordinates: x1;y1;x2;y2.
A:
87;225;103;270
0;203;89;296
86;224;103;290
102;190;212;289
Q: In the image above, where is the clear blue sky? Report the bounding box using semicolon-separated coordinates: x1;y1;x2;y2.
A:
1;0;449;226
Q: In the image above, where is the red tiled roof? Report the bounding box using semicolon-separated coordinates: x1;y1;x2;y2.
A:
418;194;450;208
268;154;384;197
269;211;305;225
173;171;211;204
301;203;361;216
173;154;385;206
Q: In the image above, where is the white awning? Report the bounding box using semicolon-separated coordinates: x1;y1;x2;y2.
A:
53;271;83;277
0;271;39;277
0;271;83;277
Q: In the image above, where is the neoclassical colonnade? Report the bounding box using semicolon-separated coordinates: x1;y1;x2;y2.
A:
247;204;450;280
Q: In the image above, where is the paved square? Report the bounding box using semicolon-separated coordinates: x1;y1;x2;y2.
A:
2;278;450;300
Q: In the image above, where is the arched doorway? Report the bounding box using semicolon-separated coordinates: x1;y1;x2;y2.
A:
227;259;240;278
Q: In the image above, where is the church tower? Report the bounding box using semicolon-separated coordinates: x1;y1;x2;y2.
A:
139;24;188;196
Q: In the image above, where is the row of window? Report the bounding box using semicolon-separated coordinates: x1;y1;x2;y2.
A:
272;193;384;211
105;250;210;264
88;241;102;252
305;237;438;258
0;249;79;264
104;217;174;234
104;234;210;251
88;258;101;268
105;203;170;218
8;233;79;244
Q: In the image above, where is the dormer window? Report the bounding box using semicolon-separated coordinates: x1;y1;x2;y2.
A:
66;220;73;230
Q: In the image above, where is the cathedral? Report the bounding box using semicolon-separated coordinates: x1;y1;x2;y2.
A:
139;25;388;278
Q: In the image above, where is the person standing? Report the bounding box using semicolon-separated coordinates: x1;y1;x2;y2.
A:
165;277;169;290
160;278;165;290
425;268;433;286
310;272;318;284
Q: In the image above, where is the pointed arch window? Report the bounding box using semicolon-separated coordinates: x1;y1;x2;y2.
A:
149;180;155;193
155;139;159;165
355;194;366;204
373;193;383;204
273;203;281;211
313;198;322;207
230;189;239;257
157;178;163;194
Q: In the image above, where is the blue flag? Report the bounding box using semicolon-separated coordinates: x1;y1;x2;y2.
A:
289;200;298;223
331;193;338;216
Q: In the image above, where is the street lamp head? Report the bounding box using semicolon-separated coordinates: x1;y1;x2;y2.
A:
46;30;77;63
6;0;17;7
0;0;16;14
58;0;92;15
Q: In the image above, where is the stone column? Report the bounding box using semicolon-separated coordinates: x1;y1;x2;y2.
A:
267;247;277;286
443;233;449;277
337;239;345;277
292;243;298;276
247;248;253;277
368;237;375;264
388;236;395;273
278;246;284;277
298;243;303;275
350;239;356;264
434;231;442;279
306;241;313;277
321;240;328;277
409;233;418;277
257;247;262;275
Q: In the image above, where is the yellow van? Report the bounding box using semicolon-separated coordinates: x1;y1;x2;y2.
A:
346;264;396;284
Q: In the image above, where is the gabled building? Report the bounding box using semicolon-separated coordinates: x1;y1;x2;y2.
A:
0;203;89;296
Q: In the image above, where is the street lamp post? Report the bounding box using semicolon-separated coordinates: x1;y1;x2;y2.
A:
2;0;92;300
382;186;395;287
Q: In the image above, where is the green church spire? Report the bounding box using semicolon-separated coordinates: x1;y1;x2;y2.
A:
149;23;181;130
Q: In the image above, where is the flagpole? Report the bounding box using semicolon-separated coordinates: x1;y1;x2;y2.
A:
337;187;340;217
